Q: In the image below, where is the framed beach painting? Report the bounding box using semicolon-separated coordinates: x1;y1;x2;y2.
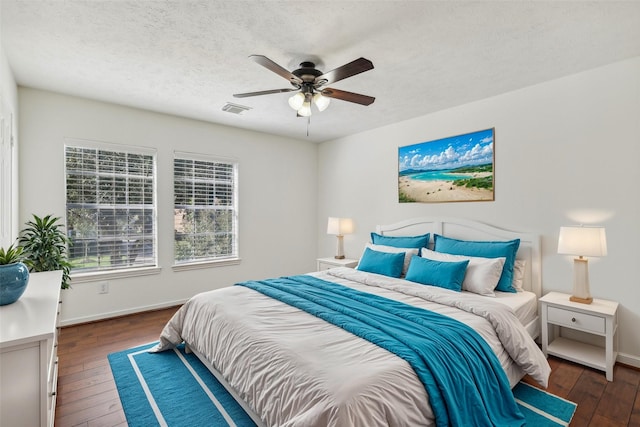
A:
398;128;494;203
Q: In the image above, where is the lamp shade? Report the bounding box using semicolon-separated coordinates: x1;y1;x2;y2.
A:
313;93;331;111
288;92;305;110
297;101;312;117
558;226;607;257
327;217;354;235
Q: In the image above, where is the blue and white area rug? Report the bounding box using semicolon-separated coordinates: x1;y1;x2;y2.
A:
513;381;577;426
109;342;576;427
108;342;257;427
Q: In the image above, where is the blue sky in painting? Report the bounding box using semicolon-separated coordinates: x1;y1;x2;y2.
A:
398;128;494;172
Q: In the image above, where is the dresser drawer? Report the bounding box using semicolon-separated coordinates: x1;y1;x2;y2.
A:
547;306;605;334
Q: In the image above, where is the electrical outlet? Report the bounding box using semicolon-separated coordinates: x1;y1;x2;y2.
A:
98;281;109;294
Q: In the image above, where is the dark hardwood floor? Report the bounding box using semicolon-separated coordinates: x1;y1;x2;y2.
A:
55;307;180;427
55;307;640;426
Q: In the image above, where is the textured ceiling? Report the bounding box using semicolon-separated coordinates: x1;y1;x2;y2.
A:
2;1;640;143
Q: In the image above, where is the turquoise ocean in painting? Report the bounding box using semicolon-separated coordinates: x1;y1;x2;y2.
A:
409;170;472;181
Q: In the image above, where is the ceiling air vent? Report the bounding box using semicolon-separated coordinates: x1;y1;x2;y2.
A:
222;102;251;115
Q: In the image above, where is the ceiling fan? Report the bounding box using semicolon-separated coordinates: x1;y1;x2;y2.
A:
233;55;375;117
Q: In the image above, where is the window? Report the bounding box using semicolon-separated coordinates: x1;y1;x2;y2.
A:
65;141;157;273
174;153;238;265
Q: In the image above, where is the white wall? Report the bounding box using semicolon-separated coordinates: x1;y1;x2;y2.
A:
18;88;318;325
318;57;640;365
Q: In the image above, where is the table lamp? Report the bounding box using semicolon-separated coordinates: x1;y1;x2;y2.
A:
557;225;607;304
327;217;354;259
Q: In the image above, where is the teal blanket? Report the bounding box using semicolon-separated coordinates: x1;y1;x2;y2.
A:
237;275;525;427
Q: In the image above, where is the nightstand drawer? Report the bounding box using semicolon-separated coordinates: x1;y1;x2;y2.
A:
318;261;337;271
547;306;605;334
316;258;358;271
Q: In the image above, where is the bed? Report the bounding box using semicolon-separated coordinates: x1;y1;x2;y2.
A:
153;217;550;426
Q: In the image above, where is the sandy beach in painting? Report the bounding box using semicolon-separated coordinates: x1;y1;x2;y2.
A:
399;173;493;202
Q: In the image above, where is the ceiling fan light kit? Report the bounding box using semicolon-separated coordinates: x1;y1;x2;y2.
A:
297;100;312;117
234;55;375;117
313;93;330;112
288;92;305;110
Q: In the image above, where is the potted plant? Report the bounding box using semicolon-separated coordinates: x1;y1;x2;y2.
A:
0;244;30;305
19;214;73;289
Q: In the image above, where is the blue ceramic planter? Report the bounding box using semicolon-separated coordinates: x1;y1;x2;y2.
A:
0;262;30;305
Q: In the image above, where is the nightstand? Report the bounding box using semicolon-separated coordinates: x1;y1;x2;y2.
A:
540;291;618;381
316;257;358;271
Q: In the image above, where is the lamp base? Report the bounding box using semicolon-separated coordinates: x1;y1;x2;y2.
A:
571;257;593;304
334;235;345;260
570;295;593;304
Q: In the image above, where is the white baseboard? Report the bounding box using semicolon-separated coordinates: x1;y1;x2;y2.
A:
618;352;640;370
59;298;187;327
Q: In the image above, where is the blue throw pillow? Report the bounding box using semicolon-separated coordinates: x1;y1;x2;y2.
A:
433;235;520;293
357;247;405;278
370;232;430;249
405;255;469;291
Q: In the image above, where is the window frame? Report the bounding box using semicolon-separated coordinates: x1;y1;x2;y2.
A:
172;151;239;270
64;138;159;281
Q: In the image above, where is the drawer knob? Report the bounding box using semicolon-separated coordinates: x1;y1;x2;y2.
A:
571;317;576;323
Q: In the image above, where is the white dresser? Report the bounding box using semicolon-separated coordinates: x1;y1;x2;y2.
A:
0;270;63;427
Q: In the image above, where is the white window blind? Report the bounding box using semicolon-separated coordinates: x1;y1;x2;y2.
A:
65;143;157;272
174;153;238;264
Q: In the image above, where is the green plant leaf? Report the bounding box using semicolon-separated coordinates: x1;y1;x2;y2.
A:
0;244;24;265
19;213;73;289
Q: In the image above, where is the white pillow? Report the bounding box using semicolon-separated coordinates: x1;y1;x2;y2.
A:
420;249;506;296
361;243;419;276
512;260;526;291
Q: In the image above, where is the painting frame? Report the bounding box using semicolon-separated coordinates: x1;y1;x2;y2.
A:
398;128;495;203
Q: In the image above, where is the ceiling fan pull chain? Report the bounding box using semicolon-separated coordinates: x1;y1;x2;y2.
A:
306;117;310;137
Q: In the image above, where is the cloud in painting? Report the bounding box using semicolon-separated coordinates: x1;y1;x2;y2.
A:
398;130;493;172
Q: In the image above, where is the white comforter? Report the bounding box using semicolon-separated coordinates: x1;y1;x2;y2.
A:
153;268;551;427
